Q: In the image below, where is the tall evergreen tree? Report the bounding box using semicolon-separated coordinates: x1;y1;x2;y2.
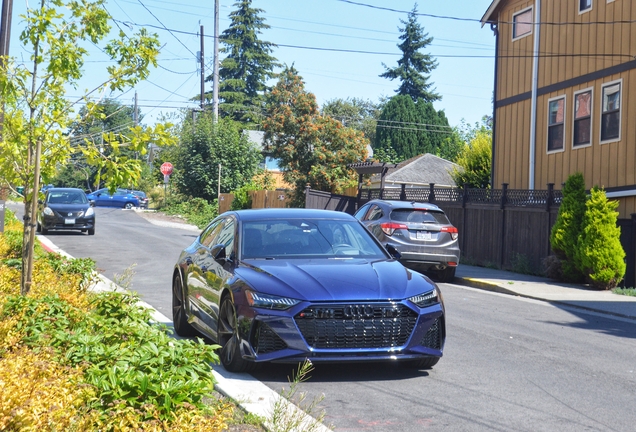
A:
380;4;440;103
207;0;279;125
375;95;450;160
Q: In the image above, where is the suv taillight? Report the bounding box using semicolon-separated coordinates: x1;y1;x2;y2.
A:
381;222;408;236
441;226;458;240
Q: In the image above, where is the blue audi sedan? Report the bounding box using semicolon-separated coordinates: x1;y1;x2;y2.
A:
172;208;445;372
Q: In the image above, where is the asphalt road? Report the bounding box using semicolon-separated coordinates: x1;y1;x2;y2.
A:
9;203;636;431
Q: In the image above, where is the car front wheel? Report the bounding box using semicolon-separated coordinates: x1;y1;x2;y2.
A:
401;356;440;370
172;273;198;337
218;296;255;372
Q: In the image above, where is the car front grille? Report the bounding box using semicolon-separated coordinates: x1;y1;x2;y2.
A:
294;303;418;349
253;322;287;354
420;317;443;350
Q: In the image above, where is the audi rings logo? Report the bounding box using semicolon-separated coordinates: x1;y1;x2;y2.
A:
344;305;375;319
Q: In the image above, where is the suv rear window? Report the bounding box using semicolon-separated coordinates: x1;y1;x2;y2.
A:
390;209;450;224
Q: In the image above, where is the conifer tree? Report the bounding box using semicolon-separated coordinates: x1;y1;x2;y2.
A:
549;172;587;282
576;187;626;290
380;4;440;103
207;0;279;125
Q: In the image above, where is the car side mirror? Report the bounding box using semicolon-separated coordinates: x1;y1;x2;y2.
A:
210;243;227;263
386;244;402;259
89;200;95;207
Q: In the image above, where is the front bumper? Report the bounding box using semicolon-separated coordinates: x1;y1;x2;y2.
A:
42;215;95;231
236;300;445;364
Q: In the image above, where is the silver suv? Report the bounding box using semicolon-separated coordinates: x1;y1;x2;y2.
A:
354;200;460;282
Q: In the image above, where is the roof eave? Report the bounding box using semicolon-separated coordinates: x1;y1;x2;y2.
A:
481;0;502;27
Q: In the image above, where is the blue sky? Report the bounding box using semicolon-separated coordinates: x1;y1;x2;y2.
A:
7;0;496;129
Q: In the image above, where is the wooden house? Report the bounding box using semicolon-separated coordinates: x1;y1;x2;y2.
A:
482;0;636;218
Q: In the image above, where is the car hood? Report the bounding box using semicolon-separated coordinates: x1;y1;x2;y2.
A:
46;203;91;213
236;258;434;302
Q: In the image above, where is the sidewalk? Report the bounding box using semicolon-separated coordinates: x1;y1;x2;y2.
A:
454;264;636;320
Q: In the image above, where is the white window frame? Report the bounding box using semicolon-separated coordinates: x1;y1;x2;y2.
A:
572;87;593;149
579;0;593;14
512;7;533;41
600;79;622;144
547;95;566;154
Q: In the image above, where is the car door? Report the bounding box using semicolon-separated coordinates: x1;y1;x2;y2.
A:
187;218;224;328
359;204;386;240
197;217;236;336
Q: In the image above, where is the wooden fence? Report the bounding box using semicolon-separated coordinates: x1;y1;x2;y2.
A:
304;184;636;287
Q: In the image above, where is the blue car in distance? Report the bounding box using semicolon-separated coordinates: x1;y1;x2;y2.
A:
86;188;140;209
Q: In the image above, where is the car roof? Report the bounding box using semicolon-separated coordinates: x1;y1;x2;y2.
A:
366;199;442;212
46;187;86;193
228;208;355;222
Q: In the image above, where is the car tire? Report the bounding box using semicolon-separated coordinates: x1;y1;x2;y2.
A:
88;227;95;235
36;221;42;233
438;266;456;283
401;356;440;370
218;296;256;372
41;225;48;235
172;273;198;337
124;202;134;209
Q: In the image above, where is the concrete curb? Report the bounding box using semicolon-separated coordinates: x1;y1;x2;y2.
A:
453;276;636;320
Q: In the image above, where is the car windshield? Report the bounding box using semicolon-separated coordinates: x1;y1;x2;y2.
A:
390;209;450;224
242;219;387;260
47;191;88;204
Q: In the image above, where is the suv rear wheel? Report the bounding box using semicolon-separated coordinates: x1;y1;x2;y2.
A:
437;266;456;283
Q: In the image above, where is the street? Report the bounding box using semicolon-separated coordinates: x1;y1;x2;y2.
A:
10;203;636;431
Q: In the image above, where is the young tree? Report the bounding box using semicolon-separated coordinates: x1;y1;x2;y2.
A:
549;172;587;282
53;99;141;190
375;95;451;160
450;130;492;189
262;67;368;207
0;0;175;294
576;187;626;290
380;4;440;103
172;113;262;202
208;0;279;125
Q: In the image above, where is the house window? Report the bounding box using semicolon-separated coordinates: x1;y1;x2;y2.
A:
601;81;621;142
579;0;592;13
548;97;565;152
573;90;592;148
512;8;533;40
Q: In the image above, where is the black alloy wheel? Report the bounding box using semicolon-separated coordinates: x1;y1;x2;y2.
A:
401;356;440;370
218;296;254;372
172;273;198;337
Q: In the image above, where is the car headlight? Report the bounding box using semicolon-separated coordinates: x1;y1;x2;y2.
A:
409;287;440;308
245;290;300;310
85;207;94;217
43;207;54;216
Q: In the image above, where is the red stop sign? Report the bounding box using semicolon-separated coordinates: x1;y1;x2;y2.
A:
160;162;173;176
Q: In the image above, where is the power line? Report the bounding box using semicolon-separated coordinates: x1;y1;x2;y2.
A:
136;0;197;58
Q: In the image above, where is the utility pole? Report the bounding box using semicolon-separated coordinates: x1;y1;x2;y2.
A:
213;0;219;122
200;25;205;110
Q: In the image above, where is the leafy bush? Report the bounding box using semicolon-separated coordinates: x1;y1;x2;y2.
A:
549;172;587;282
576;187;626;290
0;212;238;430
162;197;218;228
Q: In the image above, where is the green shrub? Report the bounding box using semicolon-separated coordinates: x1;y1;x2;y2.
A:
549;172;587;282
163;197;218;228
576;187;625;290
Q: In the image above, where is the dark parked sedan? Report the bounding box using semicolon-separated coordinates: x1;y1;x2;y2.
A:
354;200;460;282
37;188;95;235
172;208;445;372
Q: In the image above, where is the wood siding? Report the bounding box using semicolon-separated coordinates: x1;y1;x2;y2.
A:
492;0;636;217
